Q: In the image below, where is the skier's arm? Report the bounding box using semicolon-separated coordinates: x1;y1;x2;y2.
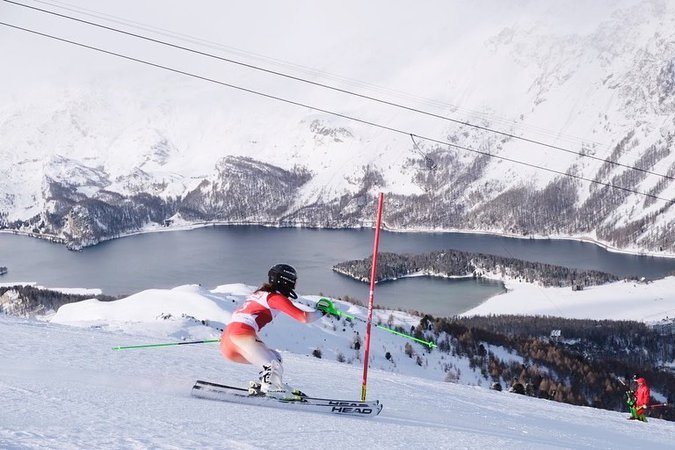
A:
268;293;323;323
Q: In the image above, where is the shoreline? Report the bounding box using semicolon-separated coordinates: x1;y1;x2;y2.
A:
3;221;675;260
384;225;675;260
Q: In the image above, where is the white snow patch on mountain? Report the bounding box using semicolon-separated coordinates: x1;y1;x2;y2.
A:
2;0;675;246
463;276;675;321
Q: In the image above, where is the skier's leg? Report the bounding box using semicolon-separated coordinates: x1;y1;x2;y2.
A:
221;329;300;397
259;359;286;392
220;330;250;363
232;336;302;396
230;336;298;395
225;332;280;367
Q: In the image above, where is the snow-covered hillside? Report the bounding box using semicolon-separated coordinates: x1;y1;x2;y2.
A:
47;284;464;383
1;288;674;449
1;0;675;253
462;276;675;322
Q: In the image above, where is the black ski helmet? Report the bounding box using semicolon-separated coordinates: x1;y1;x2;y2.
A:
268;263;297;299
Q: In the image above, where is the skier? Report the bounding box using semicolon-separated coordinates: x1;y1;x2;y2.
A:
219;263;338;399
627;374;651;422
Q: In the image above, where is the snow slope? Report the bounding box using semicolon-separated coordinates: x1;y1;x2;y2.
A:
2;281;674;448
2;314;674;450
462;276;675;322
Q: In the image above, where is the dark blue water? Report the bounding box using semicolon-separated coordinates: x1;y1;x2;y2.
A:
1;227;674;316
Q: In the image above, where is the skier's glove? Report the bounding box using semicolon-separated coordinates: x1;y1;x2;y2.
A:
625;391;636;407
316;298;340;318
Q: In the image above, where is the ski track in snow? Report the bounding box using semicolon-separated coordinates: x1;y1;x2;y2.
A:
1;316;673;450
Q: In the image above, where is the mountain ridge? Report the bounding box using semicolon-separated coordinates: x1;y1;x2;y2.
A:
1;0;674;252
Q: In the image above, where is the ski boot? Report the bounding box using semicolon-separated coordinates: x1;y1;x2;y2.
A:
259;360;307;401
247;380;263;396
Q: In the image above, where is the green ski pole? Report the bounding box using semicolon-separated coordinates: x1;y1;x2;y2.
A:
331;306;437;349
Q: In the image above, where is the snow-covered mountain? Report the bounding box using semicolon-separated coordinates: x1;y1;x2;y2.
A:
2;0;675;253
1;283;674;449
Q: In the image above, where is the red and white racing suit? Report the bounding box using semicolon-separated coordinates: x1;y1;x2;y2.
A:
220;290;322;368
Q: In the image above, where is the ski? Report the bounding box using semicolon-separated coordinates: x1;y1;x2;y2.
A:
191;380;382;418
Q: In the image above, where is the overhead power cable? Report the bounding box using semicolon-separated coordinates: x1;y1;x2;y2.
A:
4;0;675;184
1;20;672;205
37;0;618;152
32;0;606;147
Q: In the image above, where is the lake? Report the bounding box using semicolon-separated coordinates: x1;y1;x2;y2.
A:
1;226;674;317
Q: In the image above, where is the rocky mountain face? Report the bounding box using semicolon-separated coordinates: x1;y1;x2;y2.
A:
4;147;671;252
1;1;674;252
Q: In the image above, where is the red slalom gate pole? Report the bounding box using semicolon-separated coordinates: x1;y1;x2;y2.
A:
361;192;384;401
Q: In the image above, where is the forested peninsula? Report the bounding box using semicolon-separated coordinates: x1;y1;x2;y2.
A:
333;250;626;288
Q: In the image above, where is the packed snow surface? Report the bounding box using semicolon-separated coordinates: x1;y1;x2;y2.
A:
2;282;674;449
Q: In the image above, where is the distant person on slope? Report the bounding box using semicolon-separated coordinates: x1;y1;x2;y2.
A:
627;374;651;422
219;263;338;400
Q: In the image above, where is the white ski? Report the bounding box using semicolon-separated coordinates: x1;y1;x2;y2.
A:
191;380;382;418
